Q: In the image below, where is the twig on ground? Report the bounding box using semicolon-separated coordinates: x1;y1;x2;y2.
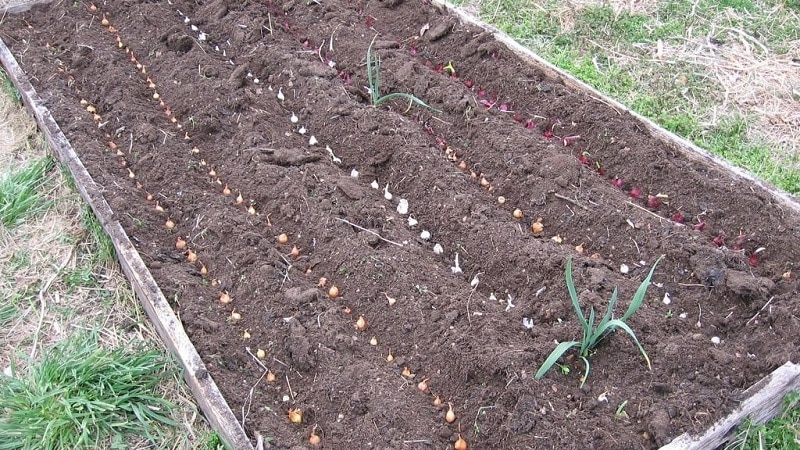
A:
241;369;268;427
245;346;268;371
286;374;296;400
474;405;497;434
746;296;776;326
335;217;404;247
625;200;685;226
554;192;589;211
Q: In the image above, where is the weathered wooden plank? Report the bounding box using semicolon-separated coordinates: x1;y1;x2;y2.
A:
432;0;800;217
0;35;255;450
0;0;52;14
662;361;800;449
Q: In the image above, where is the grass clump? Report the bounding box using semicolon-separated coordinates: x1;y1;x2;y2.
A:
535;256;663;386
726;391;800;450
0;156;55;228
0;331;180;450
366;34;439;111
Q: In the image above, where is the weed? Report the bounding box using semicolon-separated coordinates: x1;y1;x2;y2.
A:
0;156;55;227
615;400;629;418
366;34;439;112
0;331;180;449
0;302;17;328
80;205;116;264
726;391;800;450
0;68;21;103
535;256;663;386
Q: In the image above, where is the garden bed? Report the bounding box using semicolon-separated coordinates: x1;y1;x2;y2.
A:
2;1;799;448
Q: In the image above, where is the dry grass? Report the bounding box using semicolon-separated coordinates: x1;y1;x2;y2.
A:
562;0;800;163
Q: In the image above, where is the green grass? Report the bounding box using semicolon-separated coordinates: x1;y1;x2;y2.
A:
0;156;56;227
200;430;228;450
0;68;21;103
79;204;116;265
0;302;17;328
535;256;662;386
451;0;800;193
0;331;180;450
726;391;800;449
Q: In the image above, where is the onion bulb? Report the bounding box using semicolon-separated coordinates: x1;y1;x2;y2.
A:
512;208;523;219
290;245;300;258
101;14;109;26
230;309;241;320
154;202;164;212
165;218;175;229
369;336;378;346
342;306;351;314
146;192;154;201
186;249;197;262
309;429;321;446
127;168;135;179
386;351;394;362
89;3;97;11
402;367;413;377
287;408;302;424
317;277;328;287
247;205;256;215
328;285;339;298
458;160;467;170
256;349;266;359
242;329;251;339
235;192;244;204
222;185;231;195
497;196;506;204
219;291;231;304
454;434;468;450
432;394;442;406
355;315;366;330
266;370;276;382
199;262;207;275
175;237;186;249
445;403;456;423
531;219;544;234
479;177;490;187
277;233;289;244
417;378;429;392
384;292;396;306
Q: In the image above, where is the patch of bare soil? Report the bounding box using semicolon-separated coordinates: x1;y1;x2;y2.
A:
2;1;798;448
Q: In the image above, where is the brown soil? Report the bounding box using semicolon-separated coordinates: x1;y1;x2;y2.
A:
3;1;799;448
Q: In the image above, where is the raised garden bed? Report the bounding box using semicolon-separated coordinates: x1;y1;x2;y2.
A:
2;1;799;448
